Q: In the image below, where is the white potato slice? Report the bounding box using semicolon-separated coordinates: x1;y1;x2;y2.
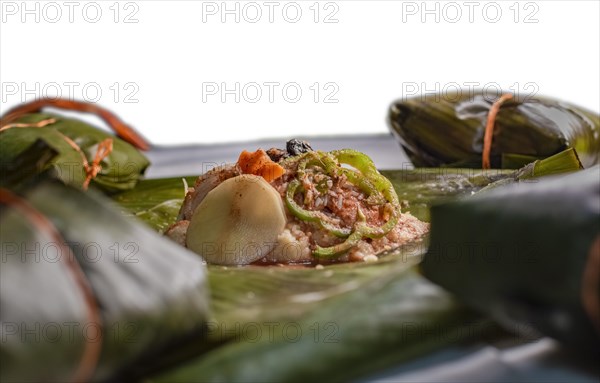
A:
186;174;286;265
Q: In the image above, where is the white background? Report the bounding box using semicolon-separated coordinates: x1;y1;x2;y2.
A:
1;0;599;145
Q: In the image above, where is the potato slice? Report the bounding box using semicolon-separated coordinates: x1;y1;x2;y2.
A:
186;174;286;265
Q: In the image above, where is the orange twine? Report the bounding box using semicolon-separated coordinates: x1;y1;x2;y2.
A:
482;93;513;169
0;98;149;150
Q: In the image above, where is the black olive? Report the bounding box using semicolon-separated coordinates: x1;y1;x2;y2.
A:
286;139;313;156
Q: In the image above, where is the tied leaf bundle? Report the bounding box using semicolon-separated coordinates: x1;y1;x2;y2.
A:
0;99;150;192
422;167;600;352
0;181;209;382
388;91;599;169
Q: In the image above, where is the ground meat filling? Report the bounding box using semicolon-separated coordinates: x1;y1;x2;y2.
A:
269;156;428;263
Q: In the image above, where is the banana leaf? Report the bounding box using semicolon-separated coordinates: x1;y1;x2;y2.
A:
110;168;530;382
0;113;150;192
422;166;600;353
150;266;496;383
0;139;58;190
0;181;208;382
112;176;195;233
388;91;600;169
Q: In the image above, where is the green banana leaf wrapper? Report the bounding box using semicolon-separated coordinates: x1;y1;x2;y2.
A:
109;168;535;382
388;91;600;169
0;180;209;382
0;113;150;192
422;166;600;352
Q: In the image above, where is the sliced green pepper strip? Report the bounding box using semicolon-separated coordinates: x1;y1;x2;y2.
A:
314;200;400;258
335;149;400;205
296;151;337;205
285;149;401;258
314;208;368;258
285;179;351;238
301;150;384;205
330;149;377;173
292;151;354;235
339;168;385;205
296;151;336;178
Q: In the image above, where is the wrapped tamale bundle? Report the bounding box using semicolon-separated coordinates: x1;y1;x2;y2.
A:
421;167;600;352
0;181;209;382
0;113;150;192
388;91;600;169
0;99;150;192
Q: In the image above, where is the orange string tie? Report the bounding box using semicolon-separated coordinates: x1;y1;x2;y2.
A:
82;138;113;190
0;98;150;150
0;118;57;132
482;93;513;170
